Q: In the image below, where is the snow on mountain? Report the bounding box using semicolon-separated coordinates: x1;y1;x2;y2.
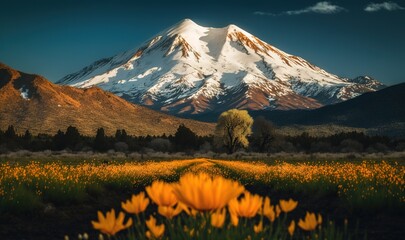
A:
58;19;385;115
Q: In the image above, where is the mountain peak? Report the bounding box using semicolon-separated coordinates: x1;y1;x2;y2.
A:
225;24;242;32
178;18;197;26
58;20;385;115
167;18;204;36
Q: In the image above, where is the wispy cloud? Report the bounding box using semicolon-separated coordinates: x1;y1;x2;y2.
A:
364;2;405;12
286;1;346;15
253;11;276;16
254;2;346;16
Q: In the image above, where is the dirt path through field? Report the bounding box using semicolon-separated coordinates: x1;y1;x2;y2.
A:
174;158;229;176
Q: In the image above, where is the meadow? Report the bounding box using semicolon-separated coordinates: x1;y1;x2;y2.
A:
0;156;404;239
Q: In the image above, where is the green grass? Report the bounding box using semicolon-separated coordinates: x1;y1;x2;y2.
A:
0;185;43;214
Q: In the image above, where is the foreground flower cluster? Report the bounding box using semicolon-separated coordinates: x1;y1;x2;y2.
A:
90;173;341;240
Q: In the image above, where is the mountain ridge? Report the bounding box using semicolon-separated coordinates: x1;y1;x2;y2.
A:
186;82;405;132
253;82;405;128
0;63;214;136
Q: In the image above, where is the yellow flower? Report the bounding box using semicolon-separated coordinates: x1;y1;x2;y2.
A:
91;209;132;236
178;202;199;217
288;220;295;236
121;192;149;215
229;208;239;226
210;208;226;228
262;197;276;222
172;173;244;211
228;191;263;218
298;212;321;231
275;205;281;217
146;181;177;207
146;216;165;239
253;221;263;233
279;198;298;213
189;228;195;237
317;213;322;224
158;204;182;219
183;226;195;237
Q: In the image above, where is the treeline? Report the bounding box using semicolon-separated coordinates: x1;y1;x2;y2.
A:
249;118;404;154
0;123;404;154
0;125;210;153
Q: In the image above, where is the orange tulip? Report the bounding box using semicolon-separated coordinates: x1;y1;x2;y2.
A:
228;191;263;218
211;208;226;228
262;197;276;222
146;216;165;239
158;204;182;219
172;173;244;211
298;212;321;231
279;198;298;213
121;192;149;215
229;207;239;226
92;209;132;236
288;220;295;236
253;220;263;233
146;181;177;207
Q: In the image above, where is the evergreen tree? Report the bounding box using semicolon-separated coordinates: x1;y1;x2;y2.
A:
115;129;122;141
53;130;66;150
115;129;128;142
22;130;32;149
174;124;198;151
94;128;107;152
65;126;81;149
4;125;17;150
0;129;4;145
121;129;128;141
5;125;16;139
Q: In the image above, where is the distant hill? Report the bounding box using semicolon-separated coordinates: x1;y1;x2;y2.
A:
250;82;405;128
186;83;405;135
0;63;214;136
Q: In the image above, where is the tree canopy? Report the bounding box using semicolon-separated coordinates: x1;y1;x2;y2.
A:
215;109;253;154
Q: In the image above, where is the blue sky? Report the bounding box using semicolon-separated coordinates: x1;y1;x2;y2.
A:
1;0;404;85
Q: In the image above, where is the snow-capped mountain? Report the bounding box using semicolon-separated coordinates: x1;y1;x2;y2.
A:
58;19;385;115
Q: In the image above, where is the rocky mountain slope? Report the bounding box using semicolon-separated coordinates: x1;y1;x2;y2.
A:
0;63;214;136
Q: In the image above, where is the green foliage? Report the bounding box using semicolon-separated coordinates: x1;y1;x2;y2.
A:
4;125;16;139
174;124;199;151
251;116;277;152
215;109;254;153
119;211;354;240
65;126;81;149
0;185;43;214
41;181;88;205
94;128;108;152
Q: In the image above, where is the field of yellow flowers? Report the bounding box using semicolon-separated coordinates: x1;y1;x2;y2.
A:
0;158;404;239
